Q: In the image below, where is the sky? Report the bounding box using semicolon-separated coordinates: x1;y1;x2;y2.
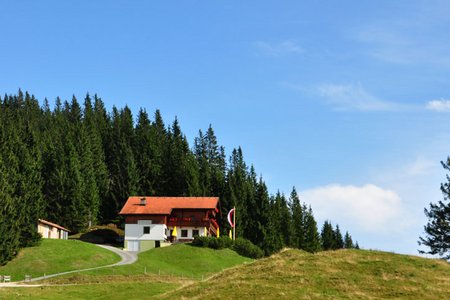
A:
1;0;450;256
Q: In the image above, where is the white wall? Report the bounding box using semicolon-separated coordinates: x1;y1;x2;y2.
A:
167;227;207;239
124;223;166;241
38;223;68;239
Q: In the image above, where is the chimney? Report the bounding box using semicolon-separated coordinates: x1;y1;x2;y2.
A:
140;197;147;206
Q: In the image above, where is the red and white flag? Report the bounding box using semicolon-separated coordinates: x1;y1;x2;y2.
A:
227;208;235;228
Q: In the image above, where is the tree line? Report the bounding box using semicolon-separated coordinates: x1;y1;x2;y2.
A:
0;90;357;264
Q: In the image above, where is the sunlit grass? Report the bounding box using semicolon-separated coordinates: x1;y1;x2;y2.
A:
161;249;450;299
0;239;120;281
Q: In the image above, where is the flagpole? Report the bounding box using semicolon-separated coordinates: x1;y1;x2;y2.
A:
233;206;236;241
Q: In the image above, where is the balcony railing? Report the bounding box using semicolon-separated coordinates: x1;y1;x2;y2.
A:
167;218;212;228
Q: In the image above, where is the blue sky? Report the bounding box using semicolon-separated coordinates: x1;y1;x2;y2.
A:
2;0;450;255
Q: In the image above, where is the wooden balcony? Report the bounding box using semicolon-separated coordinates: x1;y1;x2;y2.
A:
167;217;215;229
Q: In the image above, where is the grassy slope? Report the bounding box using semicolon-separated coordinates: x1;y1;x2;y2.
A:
0;277;177;300
162;249;450;300
0;239;120;281
68;243;253;278
0;244;252;300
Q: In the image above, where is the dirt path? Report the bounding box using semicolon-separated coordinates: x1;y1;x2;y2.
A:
0;245;138;287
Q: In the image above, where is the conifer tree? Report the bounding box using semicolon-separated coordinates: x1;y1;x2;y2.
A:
134;108;156;195
149;109;167;195
249;176;269;250
83;94;109;220
334;224;344;249
344;231;353;249
290;187;304;249
263;196;284;255
105;106;138;221
0;111;23;264
419;156;450;259
224;148;250;239
303;205;321;253
321;221;335;250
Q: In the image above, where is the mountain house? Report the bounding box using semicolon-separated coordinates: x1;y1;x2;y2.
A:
119;196;219;251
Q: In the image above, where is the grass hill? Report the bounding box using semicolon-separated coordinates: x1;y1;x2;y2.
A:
161;249;450;300
0;243;252;300
2;245;449;299
0;239;120;281
59;243;253;279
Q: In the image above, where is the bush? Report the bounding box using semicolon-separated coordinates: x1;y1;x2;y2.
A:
191;236;211;247
192;236;233;249
232;238;264;259
192;236;263;259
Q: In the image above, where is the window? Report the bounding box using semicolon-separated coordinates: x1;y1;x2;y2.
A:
181;229;188;238
143;226;150;234
192;229;199;237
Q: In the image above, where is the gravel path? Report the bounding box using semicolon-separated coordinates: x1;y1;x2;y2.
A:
0;244;138;287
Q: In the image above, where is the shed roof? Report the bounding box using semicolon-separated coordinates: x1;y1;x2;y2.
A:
38;219;70;232
119;196;219;215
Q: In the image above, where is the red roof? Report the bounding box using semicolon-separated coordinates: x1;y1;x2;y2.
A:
119;196;219;215
38;219;70;232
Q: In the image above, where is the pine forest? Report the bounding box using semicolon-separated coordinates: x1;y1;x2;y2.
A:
0;90;357;265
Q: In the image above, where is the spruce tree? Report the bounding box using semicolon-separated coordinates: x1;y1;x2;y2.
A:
0;116;22;264
334;224;344;249
249;176;270;250
303;205;321;253
419;157;450;259
105;106;138;221
263;196;284;255
274;191;292;247
224;147;250;239
83;94;109;221
321;221;335;250
344;231;353;249
135;108;156;195
290;187;304;249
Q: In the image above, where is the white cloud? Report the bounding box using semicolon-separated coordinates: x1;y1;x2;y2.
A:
317;83;397;111
426;99;450;112
255;40;303;57
301;184;406;234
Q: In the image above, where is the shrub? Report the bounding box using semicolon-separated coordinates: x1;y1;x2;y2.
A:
192;236;233;249
191;236;211;247
232;238;264;259
192;236;263;259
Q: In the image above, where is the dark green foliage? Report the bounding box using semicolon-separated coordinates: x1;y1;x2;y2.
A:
344;231;354;249
0;90;359;265
191;236;212;247
334;224;344;249
224;148;251;239
232;238;264;259
419;157;450;259
277;192;292;247
208;236;234;249
191;236;262;258
0;91;44;264
303;205;322;253
290;187;304;249
321;221;335;250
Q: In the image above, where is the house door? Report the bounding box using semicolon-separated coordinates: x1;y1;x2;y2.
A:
128;240;140;251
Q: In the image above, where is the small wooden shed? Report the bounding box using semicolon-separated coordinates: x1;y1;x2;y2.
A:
37;219;70;239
